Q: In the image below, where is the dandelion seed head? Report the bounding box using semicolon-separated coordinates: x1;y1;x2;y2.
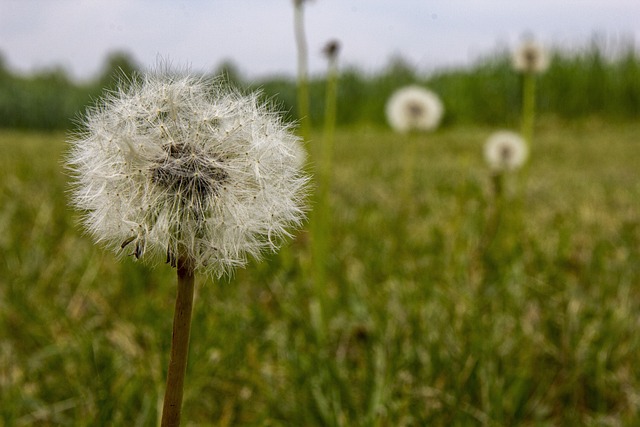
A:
385;85;444;133
484;130;528;172
68;68;308;277
512;39;550;74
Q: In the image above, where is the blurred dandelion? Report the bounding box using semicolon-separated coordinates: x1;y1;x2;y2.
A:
385;85;444;134
512;38;550;148
484;130;528;173
386;85;444;225
482;130;527;254
67;67;308;426
512;39;550;74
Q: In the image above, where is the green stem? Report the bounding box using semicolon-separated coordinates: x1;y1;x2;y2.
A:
293;0;311;142
521;72;536;148
481;172;505;254
161;255;195;427
321;56;338;185
397;132;419;270
401;132;418;218
492;171;504;202
311;56;338;282
309;53;339;344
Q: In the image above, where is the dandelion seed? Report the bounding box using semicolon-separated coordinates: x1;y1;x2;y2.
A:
68;68;308;278
512;39;550;74
484;131;528;172
385;85;444;133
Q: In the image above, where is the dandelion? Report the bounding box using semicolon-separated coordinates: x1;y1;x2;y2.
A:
482;131;528;251
512;38;550;148
385;85;444;134
512;39;550;74
67;67;308;426
68;71;307;277
484;130;528;172
385;85;443;249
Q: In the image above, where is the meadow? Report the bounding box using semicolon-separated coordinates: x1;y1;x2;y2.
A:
1;116;639;425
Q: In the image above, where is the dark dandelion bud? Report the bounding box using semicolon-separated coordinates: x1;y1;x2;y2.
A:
322;39;341;60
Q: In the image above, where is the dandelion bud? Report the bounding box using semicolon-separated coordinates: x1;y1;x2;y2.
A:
322;40;341;61
385;85;444;134
484;131;528;172
68;69;308;277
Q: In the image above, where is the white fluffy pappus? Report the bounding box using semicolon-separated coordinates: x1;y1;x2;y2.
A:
484;131;529;172
512;40;550;74
67;70;309;277
385;85;444;133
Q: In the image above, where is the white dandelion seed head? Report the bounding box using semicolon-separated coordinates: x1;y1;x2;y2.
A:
512;40;550;74
484;131;528;172
385;85;444;134
67;68;309;277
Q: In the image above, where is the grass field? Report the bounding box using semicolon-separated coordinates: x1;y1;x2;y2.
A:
1;121;639;426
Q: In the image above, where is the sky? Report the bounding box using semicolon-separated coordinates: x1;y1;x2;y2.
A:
1;0;639;82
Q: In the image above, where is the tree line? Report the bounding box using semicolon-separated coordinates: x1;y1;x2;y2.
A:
0;37;639;131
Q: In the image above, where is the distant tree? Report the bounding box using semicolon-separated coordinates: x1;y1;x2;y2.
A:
97;51;140;89
0;51;9;79
213;59;244;87
383;55;417;83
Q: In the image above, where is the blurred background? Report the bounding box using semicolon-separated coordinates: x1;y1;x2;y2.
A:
1;0;639;129
2;1;640;425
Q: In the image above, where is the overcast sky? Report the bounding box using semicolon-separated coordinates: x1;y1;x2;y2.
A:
1;0;639;82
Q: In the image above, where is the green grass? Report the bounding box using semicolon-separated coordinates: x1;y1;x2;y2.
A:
1;121;639;426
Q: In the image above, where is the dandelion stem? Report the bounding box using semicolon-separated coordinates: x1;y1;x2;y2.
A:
401;132;419;218
161;255;196;427
293;0;311;142
321;54;338;186
521;72;536;148
311;50;338;297
492;171;504;201
481;172;505;254
397;132;419;267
